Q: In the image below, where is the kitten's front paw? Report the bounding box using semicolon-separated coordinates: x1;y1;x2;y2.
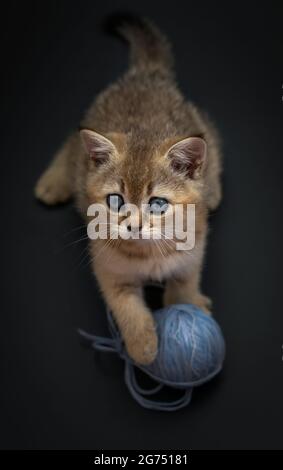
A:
126;318;158;365
164;288;212;315
35;169;71;205
191;294;212;315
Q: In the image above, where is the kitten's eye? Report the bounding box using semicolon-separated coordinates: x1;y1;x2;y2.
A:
149;197;169;215
106;194;124;212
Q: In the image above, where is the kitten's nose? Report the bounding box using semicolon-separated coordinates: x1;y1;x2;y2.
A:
127;224;142;233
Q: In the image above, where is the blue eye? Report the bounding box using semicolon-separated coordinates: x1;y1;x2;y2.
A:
149;197;169;214
106;194;124;212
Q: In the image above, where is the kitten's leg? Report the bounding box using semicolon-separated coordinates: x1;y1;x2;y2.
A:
208;178;222;211
205;149;222;211
207;170;222;211
203;116;222;211
35;134;76;205
95;269;158;365
164;268;212;314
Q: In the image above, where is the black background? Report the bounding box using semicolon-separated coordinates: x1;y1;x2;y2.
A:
1;0;283;450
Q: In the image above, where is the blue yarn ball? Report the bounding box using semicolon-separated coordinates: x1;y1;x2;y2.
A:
138;304;225;388
78;303;226;410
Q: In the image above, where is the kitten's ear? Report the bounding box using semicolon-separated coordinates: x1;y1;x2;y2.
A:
80;129;116;165
167;137;207;179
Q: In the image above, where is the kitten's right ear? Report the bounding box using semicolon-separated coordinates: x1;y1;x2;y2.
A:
167;136;207;179
80;129;116;165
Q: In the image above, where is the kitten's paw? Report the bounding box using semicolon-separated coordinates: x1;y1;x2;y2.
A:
126;318;158;365
207;185;222;211
191;293;212;315
35;169;71;205
164;289;212;315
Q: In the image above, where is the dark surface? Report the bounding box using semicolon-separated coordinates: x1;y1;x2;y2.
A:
1;0;282;450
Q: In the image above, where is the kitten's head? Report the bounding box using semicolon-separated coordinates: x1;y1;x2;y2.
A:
80;129;207;256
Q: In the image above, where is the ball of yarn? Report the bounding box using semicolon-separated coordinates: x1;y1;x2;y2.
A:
138;304;225;388
78;302;225;411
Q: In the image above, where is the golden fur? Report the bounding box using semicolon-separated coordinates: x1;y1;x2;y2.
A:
35;16;222;365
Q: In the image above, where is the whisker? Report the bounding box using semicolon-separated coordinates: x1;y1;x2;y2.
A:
93;233;117;261
153;239;167;260
70;245;91;273
62;223;87;238
55;235;89;255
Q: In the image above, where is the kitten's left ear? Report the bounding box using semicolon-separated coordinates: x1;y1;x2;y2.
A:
167;137;207;179
80;129;116;166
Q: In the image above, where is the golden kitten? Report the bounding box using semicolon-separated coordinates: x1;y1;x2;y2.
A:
35;15;222;365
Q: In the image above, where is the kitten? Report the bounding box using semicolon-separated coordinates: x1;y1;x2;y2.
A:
35;15;222;365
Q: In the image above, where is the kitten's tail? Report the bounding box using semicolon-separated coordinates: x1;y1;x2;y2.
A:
103;12;174;75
